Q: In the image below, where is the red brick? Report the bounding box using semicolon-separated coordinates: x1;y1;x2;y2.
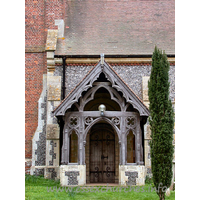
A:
25;0;67;173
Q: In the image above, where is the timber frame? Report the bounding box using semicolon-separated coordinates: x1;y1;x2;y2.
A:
53;61;150;166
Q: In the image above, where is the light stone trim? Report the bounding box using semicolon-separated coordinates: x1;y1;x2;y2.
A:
142;76;150;108
60;57;175;64
32;74;47;166
47;76;61;101
119;165;145;186
46;140;60;167
144;124;151;140
60;165;86;186
46;124;60;140
46;30;58;51
30;166;60;180
55;19;64;38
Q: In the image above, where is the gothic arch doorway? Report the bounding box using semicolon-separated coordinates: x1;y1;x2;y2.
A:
88;123;118;183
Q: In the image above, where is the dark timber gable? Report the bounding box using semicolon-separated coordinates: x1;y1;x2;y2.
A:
53;61;150;117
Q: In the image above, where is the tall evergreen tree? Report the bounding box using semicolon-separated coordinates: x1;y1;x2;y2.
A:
148;46;174;200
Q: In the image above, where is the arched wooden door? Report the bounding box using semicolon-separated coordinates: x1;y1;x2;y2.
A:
90;123;115;183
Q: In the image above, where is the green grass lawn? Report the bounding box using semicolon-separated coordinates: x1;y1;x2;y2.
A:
25;175;175;200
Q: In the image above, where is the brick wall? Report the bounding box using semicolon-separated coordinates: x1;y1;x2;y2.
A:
25;53;46;159
25;0;46;52
45;0;67;29
25;0;66;173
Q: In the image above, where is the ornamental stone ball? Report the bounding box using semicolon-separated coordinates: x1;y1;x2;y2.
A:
98;104;106;116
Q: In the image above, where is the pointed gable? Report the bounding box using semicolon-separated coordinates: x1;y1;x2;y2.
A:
53;61;150;117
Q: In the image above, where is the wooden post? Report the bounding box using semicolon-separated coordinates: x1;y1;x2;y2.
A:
61;127;69;164
136;117;141;165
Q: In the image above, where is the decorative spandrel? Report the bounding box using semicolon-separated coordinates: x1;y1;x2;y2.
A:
85;116;93;125
69;117;78;128
126;116;136;129
84;116;94;129
111;117;120;129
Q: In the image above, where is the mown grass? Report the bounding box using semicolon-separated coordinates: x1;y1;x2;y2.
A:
25;175;175;200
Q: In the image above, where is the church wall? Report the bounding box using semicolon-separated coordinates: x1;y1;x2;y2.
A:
52;62;175;181
112;64;175;102
25;0;46;169
25;53;46;174
54;63;175;102
29;60;175;178
25;0;67;173
25;0;175;177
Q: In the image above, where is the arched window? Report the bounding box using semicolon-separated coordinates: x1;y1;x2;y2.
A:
69;131;78;163
127;130;135;163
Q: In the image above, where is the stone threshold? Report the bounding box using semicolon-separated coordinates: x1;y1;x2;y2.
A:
85;183;119;187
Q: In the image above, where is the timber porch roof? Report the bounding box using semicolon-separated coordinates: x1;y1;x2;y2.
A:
53;61;150;117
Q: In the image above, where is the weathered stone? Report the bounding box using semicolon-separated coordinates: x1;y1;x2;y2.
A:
46;140;60;167
119;165;145;186
47;59;55;66
30;166;45;176
143;101;150;108
55;19;64;38
145;125;151;140
65;171;80;185
45;167;60;180
146;167;152;174
33;168;44;176
32;75;47;167
125;171;138;185
46;30;58;50
60;165;86;186
48;85;61;100
46;124;59;140
46;51;55;59
47;76;61;101
144;140;151;168
142;76;150;101
47;101;55;124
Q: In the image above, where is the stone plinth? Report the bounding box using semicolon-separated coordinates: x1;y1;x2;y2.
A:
45;167;60;180
60;165;86;186
30;166;60;180
119;165;145;186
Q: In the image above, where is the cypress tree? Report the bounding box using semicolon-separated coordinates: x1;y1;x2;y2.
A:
148;46;174;200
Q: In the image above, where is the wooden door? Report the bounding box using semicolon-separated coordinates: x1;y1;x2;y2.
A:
90;124;115;183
